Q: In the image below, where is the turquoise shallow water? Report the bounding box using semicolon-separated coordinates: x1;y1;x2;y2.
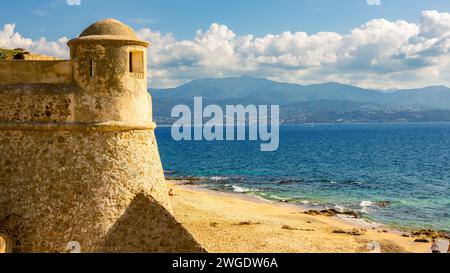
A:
156;123;450;232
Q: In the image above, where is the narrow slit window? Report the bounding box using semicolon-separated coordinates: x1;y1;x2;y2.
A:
89;59;94;77
129;51;144;74
129;52;133;73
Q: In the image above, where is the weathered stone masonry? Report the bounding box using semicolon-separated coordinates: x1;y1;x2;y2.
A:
0;19;204;253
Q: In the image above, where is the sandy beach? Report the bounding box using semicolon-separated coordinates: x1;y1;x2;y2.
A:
167;180;448;253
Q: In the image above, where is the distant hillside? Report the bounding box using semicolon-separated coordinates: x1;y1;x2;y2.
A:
150;76;450;124
381;86;450;110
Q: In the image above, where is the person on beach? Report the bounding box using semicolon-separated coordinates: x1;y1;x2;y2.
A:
447;243;450;253
169;189;174;197
431;238;440;253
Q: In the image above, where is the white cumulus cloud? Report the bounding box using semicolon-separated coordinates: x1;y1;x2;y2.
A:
137;10;450;88
367;0;381;6
66;0;81;6
2;10;450;89
0;24;69;59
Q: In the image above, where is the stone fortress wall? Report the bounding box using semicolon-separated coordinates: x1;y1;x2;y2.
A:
0;60;73;85
0;19;204;253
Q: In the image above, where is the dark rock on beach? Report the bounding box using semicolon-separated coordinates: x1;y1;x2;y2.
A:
304;208;359;218
234;221;261;226
411;229;450;239
332;229;365;236
166;176;203;185
414;238;430;243
282;225;315;231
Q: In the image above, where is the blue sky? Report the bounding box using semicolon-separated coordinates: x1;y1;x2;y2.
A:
2;0;450;89
2;0;450;40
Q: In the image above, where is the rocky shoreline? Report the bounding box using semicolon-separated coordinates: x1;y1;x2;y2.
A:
166;180;450;253
303;208;450;242
166;177;450;248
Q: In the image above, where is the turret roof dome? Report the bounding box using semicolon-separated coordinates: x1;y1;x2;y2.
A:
79;19;138;39
68;19;148;47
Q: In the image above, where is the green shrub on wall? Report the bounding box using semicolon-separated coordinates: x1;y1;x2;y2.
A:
0;48;27;60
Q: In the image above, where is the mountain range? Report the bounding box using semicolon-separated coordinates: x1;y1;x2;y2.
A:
150;75;450;124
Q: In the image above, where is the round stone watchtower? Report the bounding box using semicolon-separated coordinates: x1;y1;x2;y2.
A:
0;19;203;253
68;19;153;124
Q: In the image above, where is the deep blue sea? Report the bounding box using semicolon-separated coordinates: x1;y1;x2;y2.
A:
156;123;450;232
